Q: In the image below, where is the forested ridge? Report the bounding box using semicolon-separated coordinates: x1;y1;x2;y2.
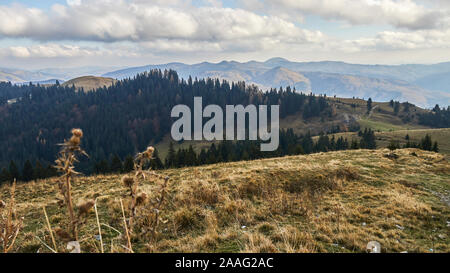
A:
0;69;331;178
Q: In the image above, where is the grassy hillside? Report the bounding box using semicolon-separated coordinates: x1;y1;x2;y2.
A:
62;76;117;92
1;149;449;253
156;97;438;159
314;128;450;155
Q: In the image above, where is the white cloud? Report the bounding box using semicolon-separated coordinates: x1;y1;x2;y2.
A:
0;0;449;65
0;1;323;45
0;43;138;59
242;0;449;30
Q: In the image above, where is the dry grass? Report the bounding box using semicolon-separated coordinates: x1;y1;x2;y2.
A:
0;148;449;253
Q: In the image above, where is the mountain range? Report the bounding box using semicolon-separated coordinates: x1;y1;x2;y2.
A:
2;58;450;107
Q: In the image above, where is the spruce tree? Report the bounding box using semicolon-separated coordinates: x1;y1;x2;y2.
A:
367;98;372;113
9;160;20;181
432;141;439;153
150;149;164;170
22;160;34;182
166;142;176;168
420;134;433;151
110;154;123;173
123;155;134;173
0;168;10;184
34;160;46;180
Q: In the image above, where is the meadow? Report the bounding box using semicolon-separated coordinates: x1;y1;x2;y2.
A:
1;148;449;253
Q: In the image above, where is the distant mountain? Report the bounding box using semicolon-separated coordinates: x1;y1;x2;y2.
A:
414;72;450;93
61;76;117;91
3;59;450;107
0;66;122;83
103;59;450;107
0;68;54;82
254;67;311;91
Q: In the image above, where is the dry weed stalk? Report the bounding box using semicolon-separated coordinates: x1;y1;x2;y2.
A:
121;146;170;240
0;180;23;253
43;206;57;253
54;128;88;241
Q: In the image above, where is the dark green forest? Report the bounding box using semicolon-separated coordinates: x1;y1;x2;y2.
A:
0;69;331;180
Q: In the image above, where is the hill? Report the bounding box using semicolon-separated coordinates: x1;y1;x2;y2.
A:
61;76;117;91
1;149;449;253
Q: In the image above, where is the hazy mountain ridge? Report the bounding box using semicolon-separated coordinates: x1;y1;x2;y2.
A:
2;59;450;107
102;59;450;107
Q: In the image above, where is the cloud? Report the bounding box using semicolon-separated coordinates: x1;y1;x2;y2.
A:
0;0;449;65
0;43;138;59
0;0;323;45
241;0;450;30
342;29;450;51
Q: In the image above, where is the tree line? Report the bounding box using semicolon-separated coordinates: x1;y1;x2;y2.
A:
0;69;331;175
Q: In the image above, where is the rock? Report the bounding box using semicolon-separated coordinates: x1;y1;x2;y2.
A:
366;241;381;253
384;153;399;160
67;241;81;253
395;224;405;230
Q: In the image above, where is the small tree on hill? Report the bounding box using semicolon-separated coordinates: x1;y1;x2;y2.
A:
22;160;34;182
123;155;134;173
8;161;19;182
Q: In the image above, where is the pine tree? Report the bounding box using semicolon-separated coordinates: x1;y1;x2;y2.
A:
123;155;134;173
110;154;123;173
420;134;433;151
351;139;359;149
22;160;34;182
367;98;372;113
394;101;400;115
9;160;20;181
432;141;439;153
33;160;46;180
95;160;109;174
0;168;10;184
150;149;164;170
46;164;58;178
166;142;176;168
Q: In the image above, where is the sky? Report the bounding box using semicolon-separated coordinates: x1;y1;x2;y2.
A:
0;0;450;69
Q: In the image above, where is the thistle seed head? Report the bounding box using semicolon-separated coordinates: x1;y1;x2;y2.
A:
78;200;95;215
122;176;135;188
71;128;83;138
144;146;155;159
69;135;81;146
136;192;148;206
54;227;72;242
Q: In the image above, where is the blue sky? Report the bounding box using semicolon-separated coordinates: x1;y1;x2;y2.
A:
0;0;449;69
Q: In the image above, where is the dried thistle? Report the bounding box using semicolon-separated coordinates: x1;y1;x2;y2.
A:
121;176;135;189
77;200;95;218
120;146;169;239
0;180;23;253
54;227;72;243
54;128;88;241
0;200;5;209
146;176;170;239
135;193;148;207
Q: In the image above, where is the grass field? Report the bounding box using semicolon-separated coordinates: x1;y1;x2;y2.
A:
1;149;449;253
155;97;437;159
315;128;450;155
